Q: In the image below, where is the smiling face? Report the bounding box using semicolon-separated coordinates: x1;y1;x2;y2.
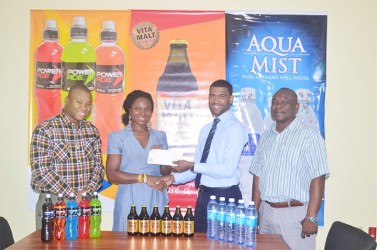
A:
208;86;233;117
129;97;153;127
271;88;299;132
64;88;92;127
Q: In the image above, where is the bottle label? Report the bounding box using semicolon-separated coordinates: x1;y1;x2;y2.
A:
207;210;217;220
245;216;257;227
139;220;149;234
150;220;161;234
43;210;55;221
242;133;260;156
128;219;139;233
79;207;91;217
55;208;66;218
95;64;124;94
161;220;172;234
235;214;245;225
217;211;226;222
183;221;194;234
62;62;95;91
91;205;102;216
36;62;62;89
226;213;235;224
67;207;78;217
173;220;183;234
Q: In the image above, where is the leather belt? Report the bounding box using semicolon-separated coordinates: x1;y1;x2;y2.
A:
200;185;236;192
265;200;304;208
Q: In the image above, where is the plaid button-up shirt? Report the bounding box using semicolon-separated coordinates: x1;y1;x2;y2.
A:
30;112;105;197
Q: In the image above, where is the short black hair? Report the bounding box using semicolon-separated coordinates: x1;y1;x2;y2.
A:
210;79;233;95
121;90;154;126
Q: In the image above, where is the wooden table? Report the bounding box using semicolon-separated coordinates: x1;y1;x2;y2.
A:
8;231;289;249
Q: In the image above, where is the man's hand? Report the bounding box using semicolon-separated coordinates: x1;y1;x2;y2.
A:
158;175;175;186
146;175;167;192
301;218;318;238
171;160;193;173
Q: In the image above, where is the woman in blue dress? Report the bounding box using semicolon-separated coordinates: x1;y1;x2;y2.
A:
106;90;171;231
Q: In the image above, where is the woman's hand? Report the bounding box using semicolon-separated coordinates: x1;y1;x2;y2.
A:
145;175;167;192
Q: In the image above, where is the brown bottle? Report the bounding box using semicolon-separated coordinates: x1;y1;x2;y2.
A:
138;205;149;236
156;40;199;157
149;205;161;236
183;206;195;237
127;205;139;235
172;206;183;237
161;205;173;236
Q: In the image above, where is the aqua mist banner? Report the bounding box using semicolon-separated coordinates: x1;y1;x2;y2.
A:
226;13;327;226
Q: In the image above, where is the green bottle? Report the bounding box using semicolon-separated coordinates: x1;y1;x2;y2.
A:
89;192;101;238
61;16;96;121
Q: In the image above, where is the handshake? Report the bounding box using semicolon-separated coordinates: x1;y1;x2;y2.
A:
147;160;195;192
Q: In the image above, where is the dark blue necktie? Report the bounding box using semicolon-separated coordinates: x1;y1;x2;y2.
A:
195;118;220;188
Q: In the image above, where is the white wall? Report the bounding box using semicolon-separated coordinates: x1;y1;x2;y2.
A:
0;0;376;249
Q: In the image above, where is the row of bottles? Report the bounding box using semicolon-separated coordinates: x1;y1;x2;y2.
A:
34;17;125;152
127;205;195;237
41;192;101;242
207;196;258;248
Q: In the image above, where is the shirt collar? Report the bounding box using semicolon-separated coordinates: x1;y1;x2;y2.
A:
214;109;232;123
273;117;298;134
60;111;85;129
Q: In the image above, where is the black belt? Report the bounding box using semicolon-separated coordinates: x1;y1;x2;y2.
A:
265;200;304;208
200;185;237;192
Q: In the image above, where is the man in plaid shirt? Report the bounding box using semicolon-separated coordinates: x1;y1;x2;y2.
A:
30;84;105;229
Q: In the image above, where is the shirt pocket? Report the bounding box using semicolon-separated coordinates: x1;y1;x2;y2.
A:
83;138;95;161
53;141;70;163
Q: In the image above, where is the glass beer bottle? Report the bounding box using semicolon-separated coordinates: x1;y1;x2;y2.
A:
149;205;161;236
161;205;173;236
127;205;139;235
183;206;195;237
172;206;183;237
138;205;150;236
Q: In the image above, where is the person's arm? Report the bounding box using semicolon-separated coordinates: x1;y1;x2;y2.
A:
252;175;261;211
30;126;74;197
86;130;105;194
301;174;325;238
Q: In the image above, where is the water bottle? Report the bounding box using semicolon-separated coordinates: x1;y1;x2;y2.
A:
234;199;246;245
225;198;236;243
216;197;226;241
66;193;78;240
295;88;319;131
90;191;101;238
245;201;258;248
207;195;218;239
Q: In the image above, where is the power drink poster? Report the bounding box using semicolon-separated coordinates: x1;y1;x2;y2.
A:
29;10;131;210
130;10;225;211
226;13;327;226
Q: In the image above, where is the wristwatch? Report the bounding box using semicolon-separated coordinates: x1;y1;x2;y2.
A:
305;216;318;223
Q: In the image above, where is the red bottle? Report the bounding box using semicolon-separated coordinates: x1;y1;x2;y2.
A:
94;20;125;153
78;193;90;239
34;19;63;125
53;194;66;240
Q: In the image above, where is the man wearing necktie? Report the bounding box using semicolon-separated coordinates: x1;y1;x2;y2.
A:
161;79;248;232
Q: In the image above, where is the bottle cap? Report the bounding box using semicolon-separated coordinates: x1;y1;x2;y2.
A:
71;16;87;39
219;197;226;202
58;193;63;198
46;194;51;198
169;39;188;46
238;199;244;204
229;198;235;203
101;20;117;41
69;193;75;198
249;201;255;206
210;195;216;200
43;19;58;40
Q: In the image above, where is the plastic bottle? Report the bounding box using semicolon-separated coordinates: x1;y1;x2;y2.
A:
295;88;319;131
78;193;90;239
245;201;258;248
61;16;96;121
207;195;218;239
127;205;139;235
41;194;54;242
138;205;150;236
34;19;63;125
234;199;246;245
183;206;195;237
172;206;183;237
216;197;226;241
90;191;101;238
149;205;161;236
156;39;199;159
161;205;173;236
94;20;125;152
225;198;236;243
53;193;66;240
66;193;78;240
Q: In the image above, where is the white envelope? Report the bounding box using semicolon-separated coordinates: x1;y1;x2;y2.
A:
147;149;183;166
